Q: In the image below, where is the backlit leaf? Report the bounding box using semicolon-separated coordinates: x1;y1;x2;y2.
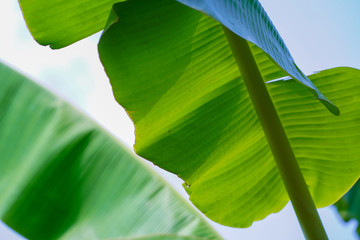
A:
98;0;360;227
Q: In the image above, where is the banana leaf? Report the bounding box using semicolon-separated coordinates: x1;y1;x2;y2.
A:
0;62;221;240
335;180;360;237
98;0;360;228
19;0;337;113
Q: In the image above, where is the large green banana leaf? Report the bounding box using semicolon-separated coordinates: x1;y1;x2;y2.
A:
98;0;360;228
0;62;221;240
18;0;337;114
177;0;337;114
335;180;360;237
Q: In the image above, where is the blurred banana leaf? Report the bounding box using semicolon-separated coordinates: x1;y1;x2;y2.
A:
335;180;360;237
0;62;221;240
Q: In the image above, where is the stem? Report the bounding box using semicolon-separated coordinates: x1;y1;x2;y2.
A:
223;26;328;240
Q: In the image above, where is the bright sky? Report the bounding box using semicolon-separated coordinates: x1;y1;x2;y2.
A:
0;0;359;239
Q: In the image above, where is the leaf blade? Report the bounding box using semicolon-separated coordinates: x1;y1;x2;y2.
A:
98;0;360;227
19;0;125;48
335;179;360;237
0;62;221;240
177;0;339;115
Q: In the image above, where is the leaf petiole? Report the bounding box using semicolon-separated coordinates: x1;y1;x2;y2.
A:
223;26;328;240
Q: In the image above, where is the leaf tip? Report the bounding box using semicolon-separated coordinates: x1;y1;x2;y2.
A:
319;99;340;116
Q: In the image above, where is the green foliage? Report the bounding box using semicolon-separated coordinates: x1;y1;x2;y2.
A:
19;0;125;48
98;0;360;228
11;0;360;238
0;62;220;240
177;0;338;115
335;179;360;237
19;0;337;114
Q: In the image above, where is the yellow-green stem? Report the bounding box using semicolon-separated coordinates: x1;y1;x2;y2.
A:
223;26;328;240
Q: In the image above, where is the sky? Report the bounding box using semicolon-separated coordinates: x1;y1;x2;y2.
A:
0;0;360;239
